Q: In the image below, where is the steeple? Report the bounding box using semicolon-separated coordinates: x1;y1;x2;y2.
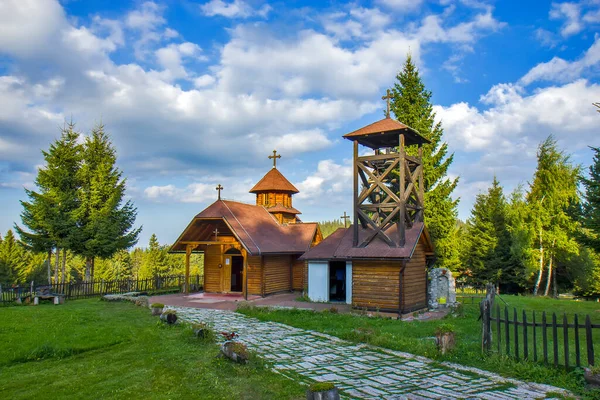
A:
250;151;301;224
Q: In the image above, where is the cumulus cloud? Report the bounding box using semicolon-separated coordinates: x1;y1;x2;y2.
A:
520;36;600;85
549;1;600;37
295;159;352;203
200;0;272;19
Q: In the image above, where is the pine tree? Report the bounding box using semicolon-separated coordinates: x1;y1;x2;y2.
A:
527;136;580;296
140;234;169;278
581;147;600;252
0;230;27;284
73;123;141;280
17;122;82;284
389;54;459;269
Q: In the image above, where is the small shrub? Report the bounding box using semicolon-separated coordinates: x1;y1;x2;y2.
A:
436;323;455;335
151;303;164;308
295;294;311;302
309;382;336;392
329;306;338;314
191;323;215;342
230;342;249;359
160;309;177;324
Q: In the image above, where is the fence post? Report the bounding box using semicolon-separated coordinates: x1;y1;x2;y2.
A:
575;314;581;367
563;313;569;370
523;310;528;360
586;315;595;366
480;284;495;353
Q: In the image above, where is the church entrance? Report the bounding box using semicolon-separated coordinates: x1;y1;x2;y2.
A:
230;256;243;292
329;261;346;302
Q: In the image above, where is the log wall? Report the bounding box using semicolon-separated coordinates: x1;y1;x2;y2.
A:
204;245;222;292
352;261;401;311
401;237;428;312
292;256;306;291
263;255;292;295
247;255;262;296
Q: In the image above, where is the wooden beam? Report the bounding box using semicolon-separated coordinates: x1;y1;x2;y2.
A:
353;140;359;247
418;144;424;223
357;153;398;162
357;209;395;247
242;248;248;300
185;244;192;294
399;133;406;247
180;241;233;245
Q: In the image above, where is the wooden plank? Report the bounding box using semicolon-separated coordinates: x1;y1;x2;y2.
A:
575;314;581;367
523;310;528;360
497;305;501;353
543;312;548;363
353;140;358;246
514;308;519;361
505;307;510;355
586;315;595;366
553;313;558;367
563;313;569;369
533;311;538;362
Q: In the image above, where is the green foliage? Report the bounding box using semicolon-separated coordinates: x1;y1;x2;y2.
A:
319;219;346;238
151;303;165;308
73;123;141;279
389;54;459;269
309;382;336;392
580;147;600;252
435;323;455;335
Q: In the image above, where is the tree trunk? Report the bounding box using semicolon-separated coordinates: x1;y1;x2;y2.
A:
47;250;52;284
54;246;60;285
85;257;92;282
91;257;95;281
533;226;544;296
553;263;558;299
544;256;553;297
61;248;67;286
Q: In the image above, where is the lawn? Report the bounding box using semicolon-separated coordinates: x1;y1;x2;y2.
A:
237;294;600;398
0;299;305;400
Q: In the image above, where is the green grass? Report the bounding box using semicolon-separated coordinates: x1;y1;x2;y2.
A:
238;295;600;398
0;299;305;399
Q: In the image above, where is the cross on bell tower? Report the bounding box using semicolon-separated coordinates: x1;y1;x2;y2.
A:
216;184;223;200
340;211;350;228
382;89;393;119
268;150;281;169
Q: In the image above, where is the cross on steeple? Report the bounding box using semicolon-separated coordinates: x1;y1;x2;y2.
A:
268;150;281;169
216;184;223;200
213;227;219;239
340;211;350;228
382;89;393;119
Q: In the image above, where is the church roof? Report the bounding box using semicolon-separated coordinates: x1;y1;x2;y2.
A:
343;117;430;149
266;204;301;215
299;222;427;261
170;200;316;255
249;168;299;194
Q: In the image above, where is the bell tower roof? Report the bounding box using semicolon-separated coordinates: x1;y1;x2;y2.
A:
250;165;299;194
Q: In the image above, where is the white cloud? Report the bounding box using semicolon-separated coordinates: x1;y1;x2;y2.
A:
295;159;352;203
549;1;600;37
0;0;66;58
155;42;203;80
200;0;272;19
520;36;600;85
194;74;216;88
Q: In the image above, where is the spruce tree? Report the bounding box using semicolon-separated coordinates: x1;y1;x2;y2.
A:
18;122;82;284
0;230;27;284
73;123;141;280
140;234;169;278
581;147;600;252
389;54;459;269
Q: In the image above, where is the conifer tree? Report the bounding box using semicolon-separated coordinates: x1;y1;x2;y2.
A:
0;230;27;283
581;147;600;252
73;123;141;280
17;122;82;284
389;54;459;269
140;234;169;278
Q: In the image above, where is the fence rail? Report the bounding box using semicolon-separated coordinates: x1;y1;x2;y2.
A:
0;275;203;304
456;284;489;304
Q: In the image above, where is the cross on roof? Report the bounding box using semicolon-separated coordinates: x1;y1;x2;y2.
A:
382;89;393;119
268;150;281;169
340;211;350;228
216;184;223;200
213;227;219;239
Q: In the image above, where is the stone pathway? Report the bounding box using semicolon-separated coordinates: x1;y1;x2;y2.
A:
171;306;573;399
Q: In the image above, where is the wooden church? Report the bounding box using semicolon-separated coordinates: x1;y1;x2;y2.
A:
301;94;435;314
170;152;322;298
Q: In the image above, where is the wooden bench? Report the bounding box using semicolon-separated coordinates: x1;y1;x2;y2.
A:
34;286;65;305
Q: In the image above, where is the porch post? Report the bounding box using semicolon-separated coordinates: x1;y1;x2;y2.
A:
242;249;248;300
185;244;192;295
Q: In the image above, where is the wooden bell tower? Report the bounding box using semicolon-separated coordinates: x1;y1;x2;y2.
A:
343;92;430;248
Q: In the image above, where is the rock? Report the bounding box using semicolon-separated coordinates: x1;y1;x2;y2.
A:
306;388;340;400
151;307;163;316
160;311;177;324
220;341;249;364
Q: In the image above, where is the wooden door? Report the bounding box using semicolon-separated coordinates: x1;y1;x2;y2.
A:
223;255;232;293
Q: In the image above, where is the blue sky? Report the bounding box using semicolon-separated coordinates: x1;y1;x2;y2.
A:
1;0;599;248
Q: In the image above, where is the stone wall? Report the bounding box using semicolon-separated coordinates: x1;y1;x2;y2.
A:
428;268;456;309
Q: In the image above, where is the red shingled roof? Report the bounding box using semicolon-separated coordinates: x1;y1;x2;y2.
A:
343;117;430;149
266;204;301;214
299;222;425;260
170;200;316;255
249;168;299;194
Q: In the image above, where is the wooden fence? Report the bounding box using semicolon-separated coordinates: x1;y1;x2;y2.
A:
456;284;488;304
0;275;203;304
480;294;600;369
